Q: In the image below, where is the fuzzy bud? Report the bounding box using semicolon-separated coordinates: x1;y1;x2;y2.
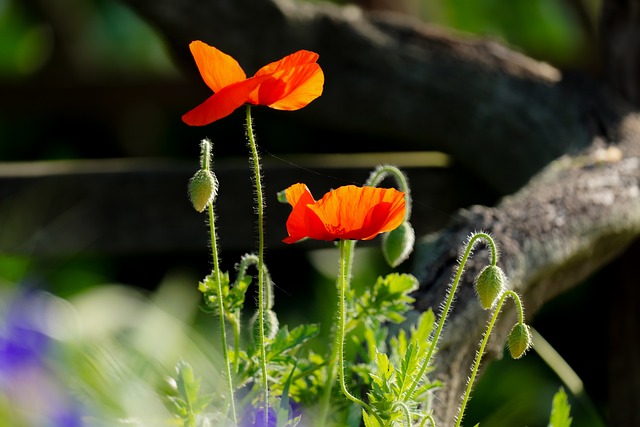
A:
508;323;532;359
251;309;279;343
382;221;415;267
474;265;505;309
188;169;218;213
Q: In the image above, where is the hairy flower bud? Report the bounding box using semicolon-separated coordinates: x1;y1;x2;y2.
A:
251;309;279;343
382;221;415;267
188;169;218;213
474;265;505;309
508;323;532;359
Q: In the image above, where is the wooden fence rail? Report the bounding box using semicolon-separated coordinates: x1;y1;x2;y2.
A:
0;152;489;257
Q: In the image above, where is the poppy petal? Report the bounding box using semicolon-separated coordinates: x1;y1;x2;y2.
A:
303;186;405;241
285;183;315;207
283;183;316;243
182;77;266;126
189;41;247;92
260;64;325;110
254;50;319;77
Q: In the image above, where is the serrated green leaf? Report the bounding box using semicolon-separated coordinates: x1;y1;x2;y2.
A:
267;324;320;362
549;387;573;427
412;309;435;346
363;410;382;427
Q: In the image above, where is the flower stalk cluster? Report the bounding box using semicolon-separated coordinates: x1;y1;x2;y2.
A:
178;40;532;427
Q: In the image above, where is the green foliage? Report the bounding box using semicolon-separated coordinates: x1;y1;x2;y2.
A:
169;361;214;427
549;387;573;427
351;273;419;325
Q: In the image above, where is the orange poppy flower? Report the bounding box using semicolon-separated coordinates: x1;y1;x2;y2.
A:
182;41;324;125
283;183;406;244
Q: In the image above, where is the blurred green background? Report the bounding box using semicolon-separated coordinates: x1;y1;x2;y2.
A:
0;0;608;426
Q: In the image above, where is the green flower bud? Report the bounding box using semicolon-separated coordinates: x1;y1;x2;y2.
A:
188;169;218;213
382;221;415;268
276;189;288;204
474;265;505;309
251;309;279;343
508;323;532;359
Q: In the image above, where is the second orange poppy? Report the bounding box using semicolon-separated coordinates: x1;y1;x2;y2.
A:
283;183;406;244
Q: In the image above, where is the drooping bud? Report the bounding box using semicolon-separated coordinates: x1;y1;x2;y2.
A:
276;189;288;204
507;323;532;359
474;265;505;309
382;221;415;267
188;169;218;213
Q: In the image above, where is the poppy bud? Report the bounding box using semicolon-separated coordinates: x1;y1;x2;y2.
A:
474;265;505;309
276;189;288;204
188;169;218;212
251;309;279;343
382;221;415;267
507;323;532;359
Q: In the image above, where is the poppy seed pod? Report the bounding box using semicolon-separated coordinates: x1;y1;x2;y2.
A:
382;221;415;267
474;265;505;309
188;169;218;213
508;323;532;359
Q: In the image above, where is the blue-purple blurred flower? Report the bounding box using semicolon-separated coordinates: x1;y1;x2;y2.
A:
0;289;84;427
239;399;303;427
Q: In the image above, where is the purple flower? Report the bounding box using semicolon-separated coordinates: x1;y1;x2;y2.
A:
0;289;85;427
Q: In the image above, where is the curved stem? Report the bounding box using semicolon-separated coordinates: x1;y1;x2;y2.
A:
245;105;269;424
419;412;436;427
403;232;497;401
393;401;412;427
454;290;521;427
336;240;385;426
365;164;412;219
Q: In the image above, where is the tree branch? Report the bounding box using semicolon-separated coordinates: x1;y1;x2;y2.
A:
411;113;640;424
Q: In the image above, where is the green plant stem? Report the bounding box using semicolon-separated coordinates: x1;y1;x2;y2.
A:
365;164;412;219
229;314;241;374
317;240;356;427
454;289;521;427
207;202;237;425
245;105;269;424
404;232;497;402
393;401;412;427
419;413;436;427
336;239;385;426
200;139;237;424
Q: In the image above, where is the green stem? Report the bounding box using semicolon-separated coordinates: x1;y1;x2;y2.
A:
336;240;385;426
365;164;412;219
200;139;237;425
207;203;237;424
455;290;521;427
245;105;269;424
317;240;355;427
419;413;436;427
393;401;412;427
404;232;497;401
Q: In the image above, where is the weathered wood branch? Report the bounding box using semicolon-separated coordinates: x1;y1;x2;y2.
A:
411;113;640;424
122;0;607;193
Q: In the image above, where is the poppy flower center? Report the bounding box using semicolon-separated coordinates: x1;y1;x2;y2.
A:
326;224;347;236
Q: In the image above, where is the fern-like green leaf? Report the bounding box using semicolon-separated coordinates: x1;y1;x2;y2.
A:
549;387;572;427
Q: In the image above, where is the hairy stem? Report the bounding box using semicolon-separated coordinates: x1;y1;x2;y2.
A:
200;139;237;424
245;105;269;424
336;239;384;425
404;232;498;401
455;290;522;426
